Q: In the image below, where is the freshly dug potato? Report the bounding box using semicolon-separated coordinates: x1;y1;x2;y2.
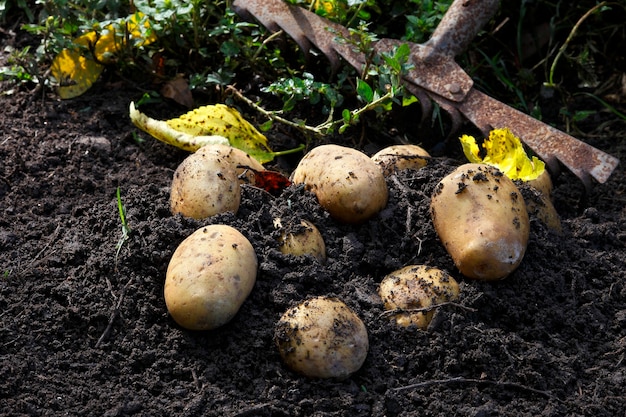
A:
378;265;460;330
164;224;258;330
273;217;326;262
170;145;242;219
291;144;388;224
522;170;562;232
222;147;265;186
371;144;430;176
430;163;530;280
275;296;369;379
212;146;265;186
527;169;553;197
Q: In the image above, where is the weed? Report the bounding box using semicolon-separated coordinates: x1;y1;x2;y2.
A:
575;92;626;122
0;46;44;92
403;0;453;43
115;187;131;270
232;39;415;136
545;2;615;88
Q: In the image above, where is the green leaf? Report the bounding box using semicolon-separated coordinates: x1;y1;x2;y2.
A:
394;43;411;64
259;119;274;132
571;110;594;123
356;79;374;103
402;94;419;107
342;108;352;124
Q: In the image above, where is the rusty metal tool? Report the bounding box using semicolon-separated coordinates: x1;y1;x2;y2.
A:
232;0;620;189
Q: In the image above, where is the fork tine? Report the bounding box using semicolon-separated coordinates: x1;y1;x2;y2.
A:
458;89;620;188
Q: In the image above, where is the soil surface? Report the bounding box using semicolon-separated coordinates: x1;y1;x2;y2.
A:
2;37;626;417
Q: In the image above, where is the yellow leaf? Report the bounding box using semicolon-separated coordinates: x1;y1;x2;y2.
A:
459;128;545;181
313;0;335;14
50;13;156;99
459;134;482;164
164;104;276;163
130;102;305;163
50;49;104;99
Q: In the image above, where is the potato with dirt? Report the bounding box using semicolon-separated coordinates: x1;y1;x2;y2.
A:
430;163;530;280
220;145;266;186
274;296;369;379
522;170;562;233
379;265;460;330
371;144;430;176
291;144;388;224
273;217;326;262
164;224;258;330
170;144;265;219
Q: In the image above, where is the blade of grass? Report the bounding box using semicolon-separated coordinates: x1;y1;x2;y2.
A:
575;91;626;122
115;187;131;270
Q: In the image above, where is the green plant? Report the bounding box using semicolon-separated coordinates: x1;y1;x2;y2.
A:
232;39;415;136
115;187;131;269
262;72;344;114
545;2;616;89
0;46;37;84
403;0;452;43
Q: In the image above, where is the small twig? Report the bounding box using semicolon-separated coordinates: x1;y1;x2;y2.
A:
230;402;275;417
227;84;394;135
252;30;284;61
191;368;202;392
227;85;323;135
95;278;131;348
392;376;562;402
27;223;61;269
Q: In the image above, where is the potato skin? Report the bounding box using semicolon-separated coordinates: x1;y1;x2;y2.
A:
291;144;388;224
170;145;242;219
274;218;327;262
371;144;430;176
430;163;530;280
164;225;258;330
219;146;266;186
275;296;369;379
522;170;562;233
379;265;460;329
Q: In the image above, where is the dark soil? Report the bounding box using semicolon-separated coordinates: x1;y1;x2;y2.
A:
2;26;626;417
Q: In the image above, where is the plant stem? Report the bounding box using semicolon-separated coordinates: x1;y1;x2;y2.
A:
228;85;325;135
228;85;394;136
546;2;610;87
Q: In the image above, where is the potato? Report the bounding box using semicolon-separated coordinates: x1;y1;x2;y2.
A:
378;265;460;330
170;145;242;219
273;217;326;262
275;296;369;379
527;169;553;197
291;144;388;224
220;146;266;186
430;163;530;280
371;144;430;176
164;224;258;330
523;170;562;232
